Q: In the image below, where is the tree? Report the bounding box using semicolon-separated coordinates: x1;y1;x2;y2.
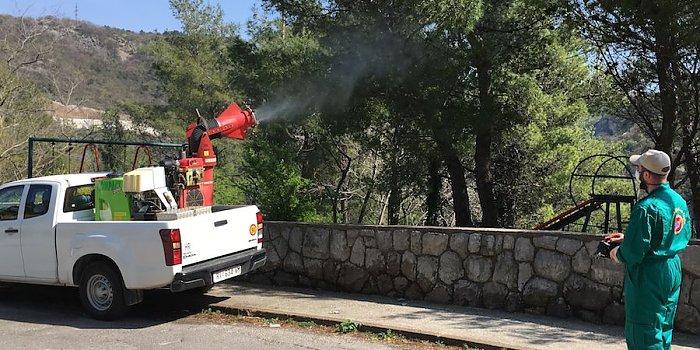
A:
575;0;700;234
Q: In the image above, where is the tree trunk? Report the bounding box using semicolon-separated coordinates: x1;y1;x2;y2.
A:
474;59;499;227
653;20;678;158
437;139;473;226
425;156;443;226
388;171;401;225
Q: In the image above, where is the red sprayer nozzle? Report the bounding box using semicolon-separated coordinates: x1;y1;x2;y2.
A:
207;102;257;140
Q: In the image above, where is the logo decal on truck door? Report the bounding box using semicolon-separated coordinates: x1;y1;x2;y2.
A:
249;224;257;235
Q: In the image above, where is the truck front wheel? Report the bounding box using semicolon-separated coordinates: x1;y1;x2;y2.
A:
79;262;128;320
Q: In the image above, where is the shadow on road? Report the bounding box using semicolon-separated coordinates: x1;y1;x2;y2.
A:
0;283;228;329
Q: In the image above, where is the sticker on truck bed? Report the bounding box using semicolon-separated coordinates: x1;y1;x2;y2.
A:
183;242;196;259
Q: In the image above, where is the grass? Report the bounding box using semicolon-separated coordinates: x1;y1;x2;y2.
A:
191;308;494;350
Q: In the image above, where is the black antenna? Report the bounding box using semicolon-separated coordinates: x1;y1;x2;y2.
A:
74;3;78;22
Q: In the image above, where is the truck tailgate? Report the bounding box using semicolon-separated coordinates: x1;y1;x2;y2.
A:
177;205;261;266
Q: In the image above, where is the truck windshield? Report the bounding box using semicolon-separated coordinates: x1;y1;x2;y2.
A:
64;185;95;212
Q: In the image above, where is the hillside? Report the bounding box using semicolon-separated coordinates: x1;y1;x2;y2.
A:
0;14;161;109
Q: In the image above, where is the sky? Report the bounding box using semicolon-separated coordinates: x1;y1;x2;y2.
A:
0;0;258;33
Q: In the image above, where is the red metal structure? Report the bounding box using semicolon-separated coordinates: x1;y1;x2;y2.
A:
179;102;257;207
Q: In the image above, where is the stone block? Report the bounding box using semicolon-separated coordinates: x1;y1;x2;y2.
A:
347;229;360;243
547;297;571;318
323;260;338;283
680;273;692;304
386;251;401;276
585;240;599;256
376;230;393;252
518;263;533;292
534;250;571;282
283;251;303;273
466;256;493;283
410;231;422;252
263;246;281;271
362;277;378;294
454;279;482;307
417;256;439;292
572;247;592;275
575;309;601;324
692;279;700;308
405;282;423;300
394;276;409;293
423;233;449;256
450;233;470;258
493;251;518;290
365;248;386;275
350;237;365;267
523;277;559;307
393;230;410;251
303;227;330;259
483;282;508;309
506;292;523;312
289;227;303;253
274;271;298;286
590;258;624;287
676;304;700;334
564;275;611;311
533;235;558;250
377;274;394;294
468;233;482;253
330;230;350;262
556;238;583;256
681;245;700;278
439;251;464;285
304;258;324;280
426;284;452;304
481;235;498;256
338;264;369;292
515;238;535;262
503;235;515;250
402;251;417;281
602;302;625;326
272;233;289;260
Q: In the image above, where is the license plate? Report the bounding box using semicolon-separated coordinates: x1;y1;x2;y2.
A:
212;265;242;283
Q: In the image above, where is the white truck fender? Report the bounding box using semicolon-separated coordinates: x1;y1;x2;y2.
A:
64;233;133;287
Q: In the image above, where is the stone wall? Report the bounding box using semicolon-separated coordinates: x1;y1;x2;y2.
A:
250;222;700;334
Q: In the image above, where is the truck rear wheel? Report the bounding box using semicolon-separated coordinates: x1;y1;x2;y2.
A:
79;262;128;320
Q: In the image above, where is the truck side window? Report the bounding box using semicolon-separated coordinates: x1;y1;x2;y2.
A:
0;186;24;221
64;185;95;212
24;185;52;219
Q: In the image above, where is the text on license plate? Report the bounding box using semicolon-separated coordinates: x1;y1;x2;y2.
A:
212;265;242;283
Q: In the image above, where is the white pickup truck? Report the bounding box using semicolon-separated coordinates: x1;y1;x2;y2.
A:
0;172;266;319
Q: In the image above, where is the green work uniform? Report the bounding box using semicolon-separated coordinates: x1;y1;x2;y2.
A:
616;182;692;350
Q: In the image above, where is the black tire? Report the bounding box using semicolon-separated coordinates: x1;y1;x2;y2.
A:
79;262;128;320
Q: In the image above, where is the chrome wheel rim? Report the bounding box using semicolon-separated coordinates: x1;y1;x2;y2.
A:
86;274;113;311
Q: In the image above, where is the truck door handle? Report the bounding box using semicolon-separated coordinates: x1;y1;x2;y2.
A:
5;228;18;234
214;220;228;227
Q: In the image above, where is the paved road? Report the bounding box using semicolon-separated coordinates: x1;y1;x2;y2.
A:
0;284;393;350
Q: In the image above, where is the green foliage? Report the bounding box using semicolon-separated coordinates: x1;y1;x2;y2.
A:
336;320;360;333
238;126;320;221
136;0;633;230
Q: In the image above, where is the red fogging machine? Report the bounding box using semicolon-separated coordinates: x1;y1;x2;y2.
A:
163;102;257;208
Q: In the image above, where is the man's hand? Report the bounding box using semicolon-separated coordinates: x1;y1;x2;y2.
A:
605;231;624;243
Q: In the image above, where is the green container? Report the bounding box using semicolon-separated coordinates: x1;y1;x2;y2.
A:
94;177;131;221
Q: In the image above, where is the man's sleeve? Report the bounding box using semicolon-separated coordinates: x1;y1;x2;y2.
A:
616;205;652;265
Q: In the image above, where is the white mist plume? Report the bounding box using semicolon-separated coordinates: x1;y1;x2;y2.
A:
254;30;418;123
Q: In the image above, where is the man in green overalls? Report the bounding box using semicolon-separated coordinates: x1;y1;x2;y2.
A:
606;149;692;349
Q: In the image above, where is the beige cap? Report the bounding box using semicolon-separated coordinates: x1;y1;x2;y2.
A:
630;149;671;175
